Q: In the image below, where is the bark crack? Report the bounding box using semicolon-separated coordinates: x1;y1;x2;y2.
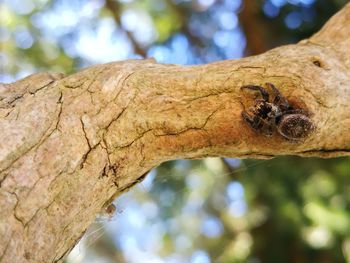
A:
80;117;92;149
0;91;63;185
0;73;62;108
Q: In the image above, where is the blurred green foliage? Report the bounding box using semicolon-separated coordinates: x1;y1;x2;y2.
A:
1;0;350;262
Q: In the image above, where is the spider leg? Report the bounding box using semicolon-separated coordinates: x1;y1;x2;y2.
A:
261;126;273;137
254;115;274;137
266;82;289;109
260;118;274;137
242;111;263;131
241;85;269;102
242;111;257;128
242;111;273;136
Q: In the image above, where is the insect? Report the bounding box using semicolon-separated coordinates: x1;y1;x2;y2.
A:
241;83;315;141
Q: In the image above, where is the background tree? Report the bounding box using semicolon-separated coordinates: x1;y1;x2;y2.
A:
1;0;349;263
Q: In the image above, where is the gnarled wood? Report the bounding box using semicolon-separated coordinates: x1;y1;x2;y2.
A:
0;3;350;262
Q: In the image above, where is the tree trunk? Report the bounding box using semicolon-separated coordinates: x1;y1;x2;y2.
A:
1;4;349;262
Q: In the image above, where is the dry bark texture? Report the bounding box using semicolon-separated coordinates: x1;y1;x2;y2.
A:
1;4;350;262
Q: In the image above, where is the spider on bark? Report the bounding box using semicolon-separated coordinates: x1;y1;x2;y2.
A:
241;83;315;141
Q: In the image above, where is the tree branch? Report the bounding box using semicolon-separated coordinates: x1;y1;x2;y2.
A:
0;3;349;262
239;0;270;55
104;0;147;57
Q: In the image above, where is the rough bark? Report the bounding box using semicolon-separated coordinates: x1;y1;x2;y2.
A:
0;3;350;262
